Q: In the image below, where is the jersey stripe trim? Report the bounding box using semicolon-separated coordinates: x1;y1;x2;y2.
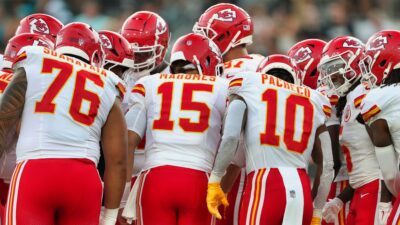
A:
323;105;332;117
329;95;339;106
12;51;27;67
132;84;146;97
361;105;381;122
354;94;366;108
117;82;126;99
229;78;243;88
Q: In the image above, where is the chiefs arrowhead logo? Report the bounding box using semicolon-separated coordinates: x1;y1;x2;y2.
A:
156;18;167;35
367;35;388;51
213;9;237;22
29;18;50;34
100;34;113;49
32;39;51;48
293;47;312;64
343;38;363;49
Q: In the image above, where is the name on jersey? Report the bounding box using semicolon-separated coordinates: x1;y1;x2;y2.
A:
43;48;107;76
160;73;216;82
261;74;310;98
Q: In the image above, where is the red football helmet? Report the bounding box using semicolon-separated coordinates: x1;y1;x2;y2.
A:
98;30;134;70
121;11;169;75
15;13;64;43
193;3;253;56
55;22;104;68
3;33;54;68
170;33;223;76
288;39;326;89
318;36;365;96
360;30;400;88
257;54;300;84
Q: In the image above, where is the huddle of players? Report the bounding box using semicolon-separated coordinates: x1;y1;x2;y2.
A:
0;2;399;225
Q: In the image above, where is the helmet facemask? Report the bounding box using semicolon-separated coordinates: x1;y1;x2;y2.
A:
319;50;361;96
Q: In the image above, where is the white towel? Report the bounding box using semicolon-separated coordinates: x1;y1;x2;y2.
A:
122;175;141;224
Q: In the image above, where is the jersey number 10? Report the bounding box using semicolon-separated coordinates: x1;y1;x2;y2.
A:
260;89;314;154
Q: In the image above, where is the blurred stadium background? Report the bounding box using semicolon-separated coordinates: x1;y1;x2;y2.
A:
1;0;399;55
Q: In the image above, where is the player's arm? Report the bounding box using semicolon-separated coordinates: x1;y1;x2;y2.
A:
327;124;341;176
220;164;241;193
207;94;247;219
0;68;27;157
311;124;335;223
101;98;128;224
368;119;399;196
220;140;246;193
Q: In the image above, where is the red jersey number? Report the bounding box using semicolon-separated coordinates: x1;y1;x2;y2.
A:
35;58;104;126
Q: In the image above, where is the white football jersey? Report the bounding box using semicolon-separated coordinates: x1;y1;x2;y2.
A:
0;54;3;70
229;72;329;173
222;54;264;80
339;84;381;188
126;73;228;173
361;85;400;155
0;69;16;182
14;46;125;164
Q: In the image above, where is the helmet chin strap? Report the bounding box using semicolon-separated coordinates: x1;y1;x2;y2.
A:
193;55;203;75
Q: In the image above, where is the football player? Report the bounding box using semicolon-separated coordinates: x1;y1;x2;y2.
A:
319;36;391;225
0;33;54;223
193;4;264;224
122;33;225;225
0;22;127;225
289;39;350;225
360;30;400;225
120;12;170;199
259;54;334;225
207;53;333;225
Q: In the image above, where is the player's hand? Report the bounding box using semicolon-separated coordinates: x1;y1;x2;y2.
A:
206;182;229;219
377;202;392;225
311;209;322;225
322;198;343;223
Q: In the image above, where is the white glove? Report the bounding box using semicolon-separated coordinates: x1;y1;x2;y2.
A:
377;202;392;225
100;208;118;225
322;198;344;223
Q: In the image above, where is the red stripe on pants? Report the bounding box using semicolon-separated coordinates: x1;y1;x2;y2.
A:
239;168;312;225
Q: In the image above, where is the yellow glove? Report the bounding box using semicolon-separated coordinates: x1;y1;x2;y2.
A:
206;183;229;219
311;209;322;225
310;216;321;225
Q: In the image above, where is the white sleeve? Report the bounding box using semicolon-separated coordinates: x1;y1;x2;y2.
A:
125;101;146;139
313;131;335;210
375;145;399;197
209;99;247;183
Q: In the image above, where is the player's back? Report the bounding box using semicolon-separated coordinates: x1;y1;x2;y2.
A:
134;73;228;172
229;72;328;172
15;46;123;164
